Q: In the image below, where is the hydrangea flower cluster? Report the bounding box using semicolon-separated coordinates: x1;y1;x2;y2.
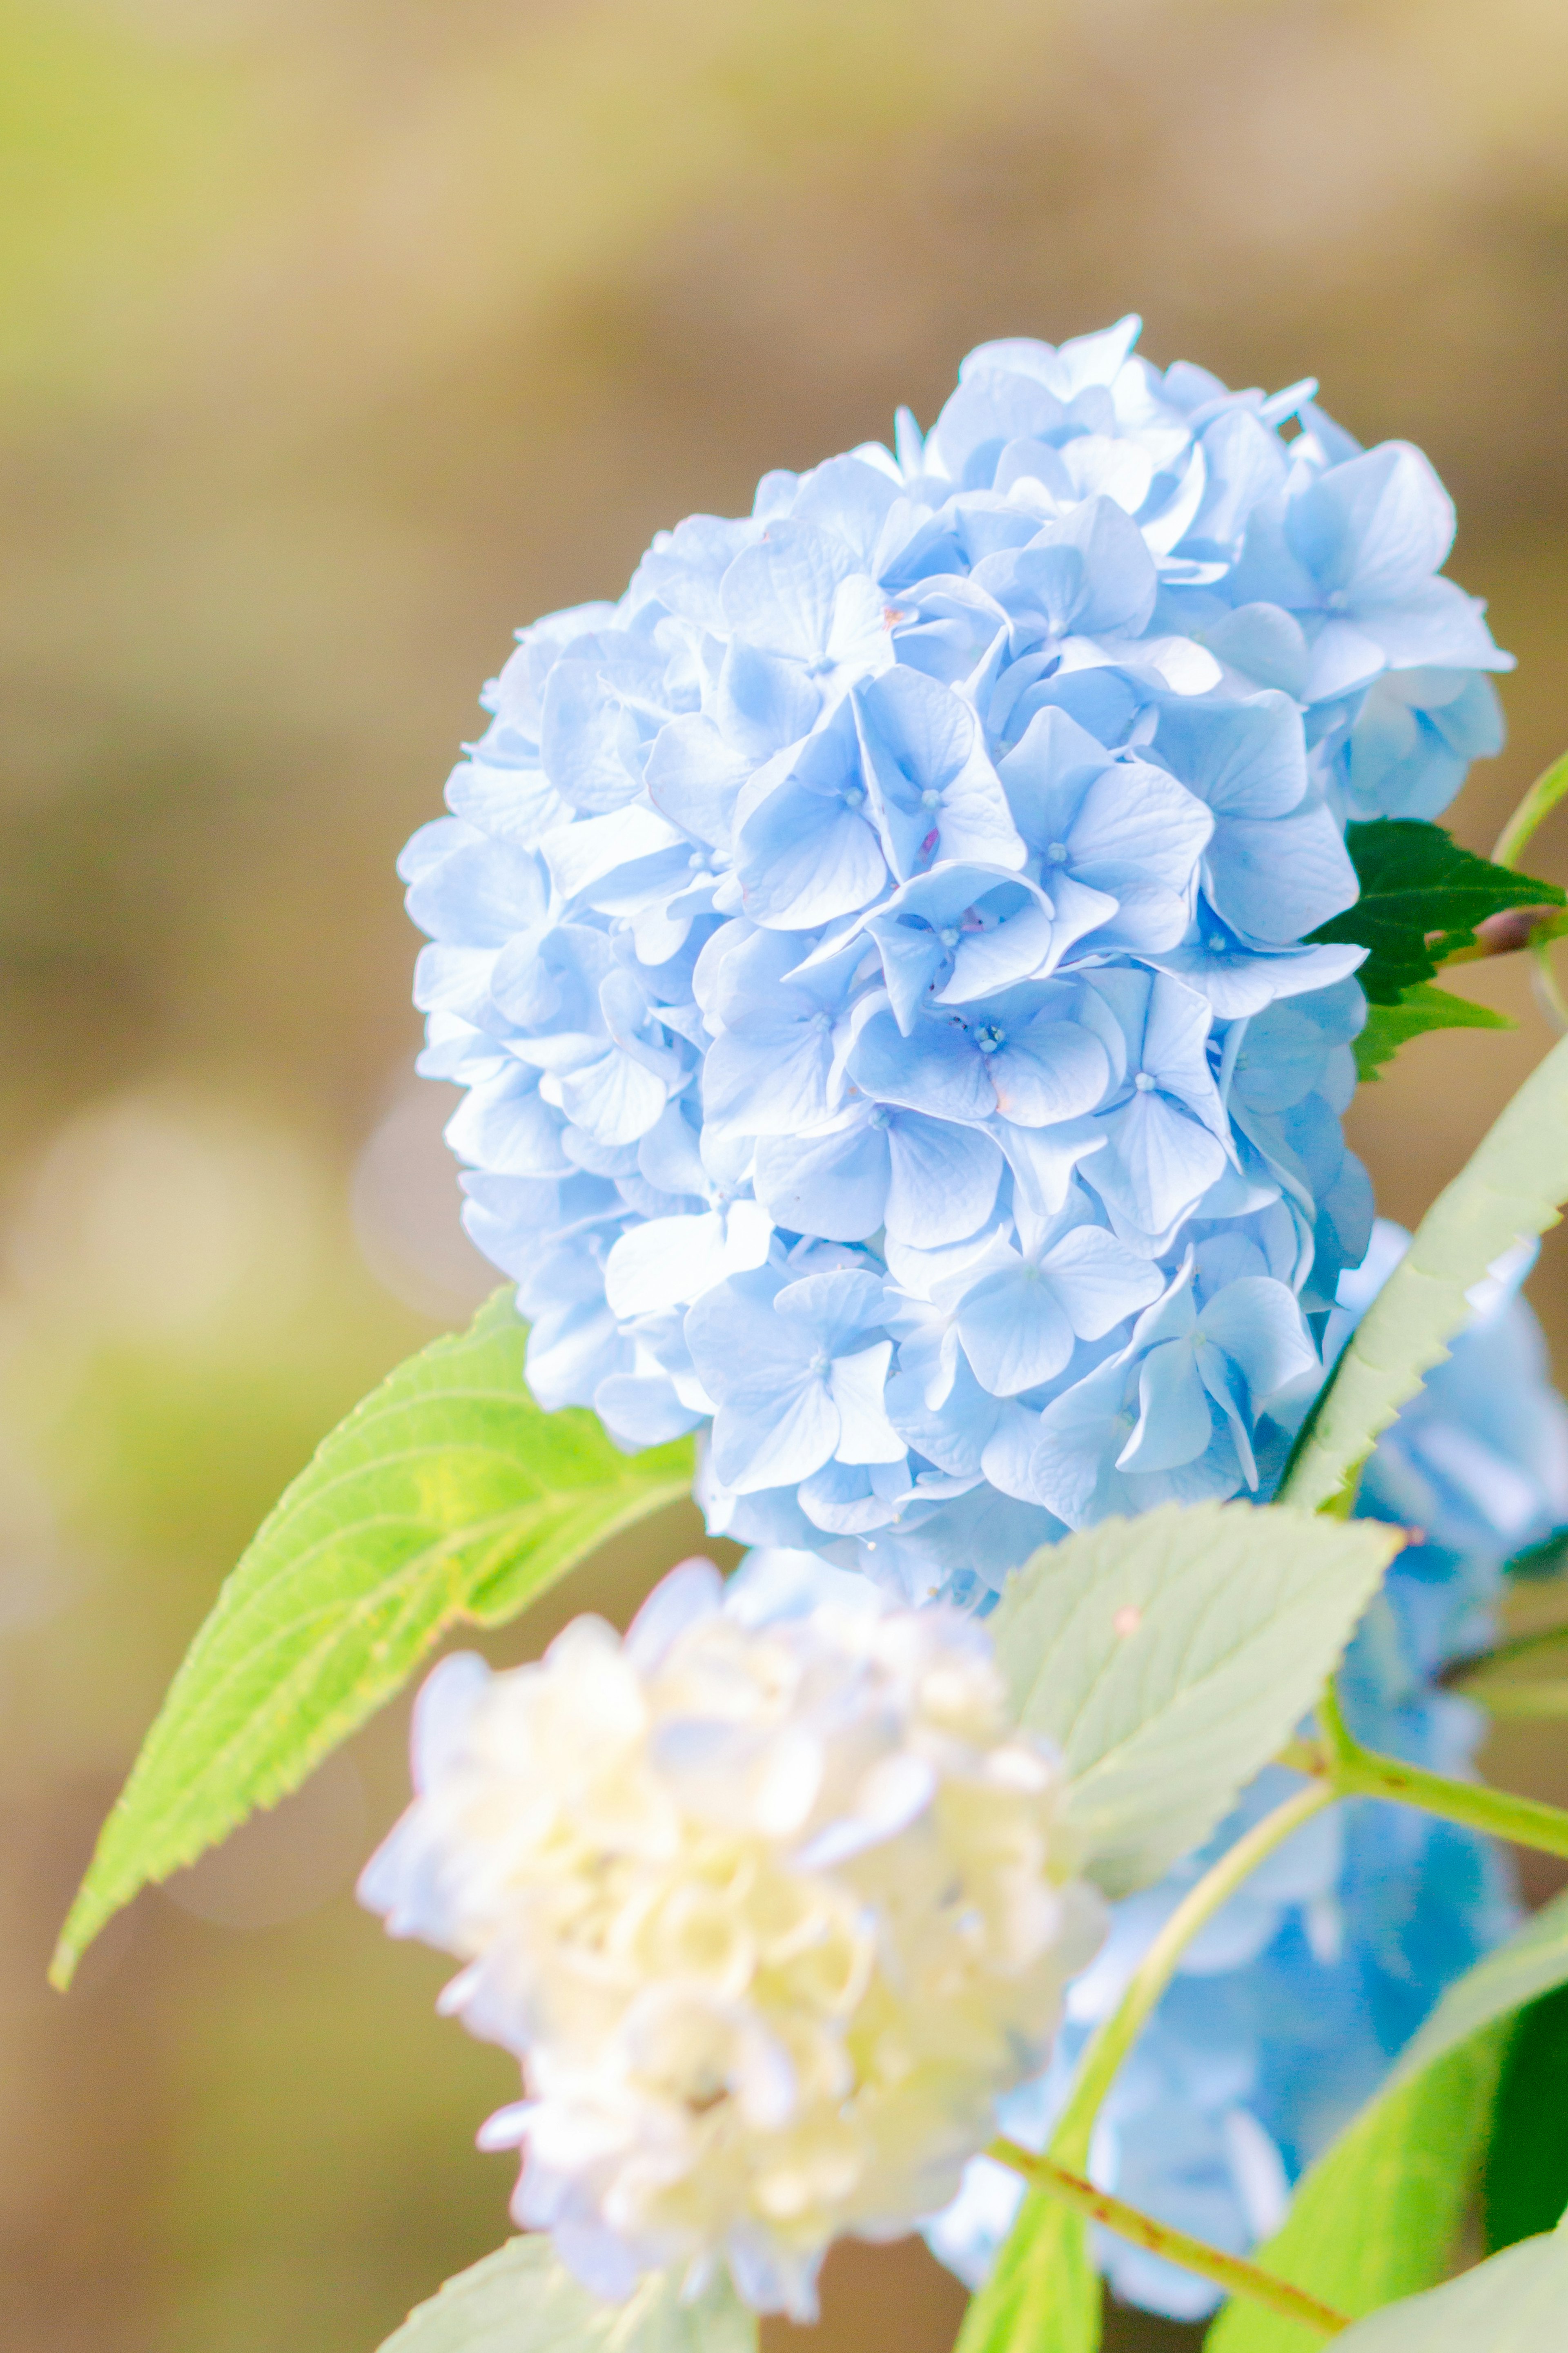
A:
929;1227;1568;2318
359;1557;1103;2320
403;317;1510;1595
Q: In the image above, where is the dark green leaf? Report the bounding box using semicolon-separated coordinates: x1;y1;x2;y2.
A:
1353;982;1512;1082
1485;1982;1568;2251
51;1289;694;1986
1309;819;1563;1004
954;2190;1100;2353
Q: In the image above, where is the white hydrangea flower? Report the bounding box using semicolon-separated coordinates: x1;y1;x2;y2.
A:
360;1556;1103;2318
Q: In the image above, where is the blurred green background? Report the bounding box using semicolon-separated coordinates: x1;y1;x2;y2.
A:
3;1;1568;2346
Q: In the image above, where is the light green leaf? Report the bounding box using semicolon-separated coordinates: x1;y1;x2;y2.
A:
1353;982;1511;1082
376;2238;756;2353
1326;2215;1568;2351
1204;2032;1504;2353
1282;1029;1568;1514
992;1501;1400;1896
51;1290;694;1986
954;2191;1100;2353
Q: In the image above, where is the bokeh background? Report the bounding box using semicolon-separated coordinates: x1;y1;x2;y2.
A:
4;1;1568;2346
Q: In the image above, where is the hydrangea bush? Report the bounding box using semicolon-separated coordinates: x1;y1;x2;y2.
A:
52;325;1568;2353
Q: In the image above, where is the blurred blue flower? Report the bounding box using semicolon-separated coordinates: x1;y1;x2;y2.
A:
404;319;1508;1592
927;1227;1568;2318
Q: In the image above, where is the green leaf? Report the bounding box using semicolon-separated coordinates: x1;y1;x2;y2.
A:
1309;818;1563;1003
51;1290;694;1987
375;2238;756;2353
1204;2032;1505;2353
1281;1028;1568;1514
1353;982;1511;1082
954;2190;1100;2353
991;1501;1400;1896
1485;1981;1568;2250
1325;2215;1568;2351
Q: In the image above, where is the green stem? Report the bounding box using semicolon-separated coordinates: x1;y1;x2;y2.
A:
1306;1679;1568;1857
1049;1781;1336;2170
1316;1677;1360;1767
1332;1746;1568;1854
1493;748;1568;868
1534;936;1568;1034
988;2141;1350;2339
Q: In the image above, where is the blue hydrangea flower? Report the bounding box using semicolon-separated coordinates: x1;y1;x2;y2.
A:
927;1227;1568;2318
403;317;1510;1599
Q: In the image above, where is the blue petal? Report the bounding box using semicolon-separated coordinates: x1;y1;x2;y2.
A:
956;1261;1076;1396
886;1114;1004;1246
719;520;860;664
1286;441;1454;599
753;1120;890;1242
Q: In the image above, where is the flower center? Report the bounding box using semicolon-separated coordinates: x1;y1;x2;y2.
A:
1046;841;1069;864
1134;1071;1156;1091
976;1023;1006;1055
